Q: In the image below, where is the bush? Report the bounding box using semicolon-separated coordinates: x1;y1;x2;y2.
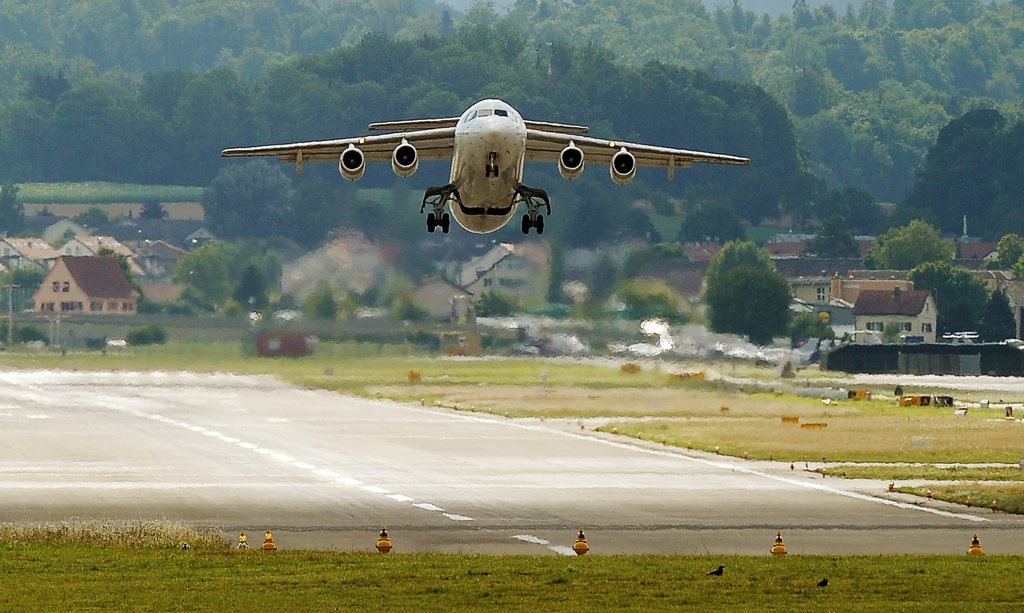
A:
127;325;168;346
18;325;46;343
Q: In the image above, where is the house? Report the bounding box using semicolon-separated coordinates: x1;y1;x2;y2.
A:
281;232;388;299
459;242;549;308
0;237;61;271
58;236;145;276
131;240;187;282
852;288;936;343
98;219;215;250
412;277;473;322
22;214;90;244
33;256;140;316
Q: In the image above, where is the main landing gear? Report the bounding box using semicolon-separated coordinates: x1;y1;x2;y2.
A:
420;184;459;233
515;184;551;235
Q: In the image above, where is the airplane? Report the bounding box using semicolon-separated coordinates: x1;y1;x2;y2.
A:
222;98;749;235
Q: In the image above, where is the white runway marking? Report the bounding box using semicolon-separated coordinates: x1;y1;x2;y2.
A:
512;534;576;556
94;402;467;525
417;403;990;524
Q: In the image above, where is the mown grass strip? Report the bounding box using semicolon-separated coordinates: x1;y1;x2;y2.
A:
821;465;1024;482
898;484;1024;515
0;547;1021;612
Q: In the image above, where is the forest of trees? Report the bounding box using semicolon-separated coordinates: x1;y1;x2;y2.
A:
3;1;1024;243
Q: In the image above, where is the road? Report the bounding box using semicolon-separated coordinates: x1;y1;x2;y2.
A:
0;369;1019;554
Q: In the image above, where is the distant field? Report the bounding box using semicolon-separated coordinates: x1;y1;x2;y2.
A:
18;182;202;204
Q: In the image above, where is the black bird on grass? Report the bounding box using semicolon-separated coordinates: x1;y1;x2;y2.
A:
817;578;829;588
707;565;725;576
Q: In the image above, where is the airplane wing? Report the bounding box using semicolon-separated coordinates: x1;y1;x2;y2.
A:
221;127;456;167
524;129;749;173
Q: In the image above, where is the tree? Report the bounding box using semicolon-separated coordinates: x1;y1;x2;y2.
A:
704;240;774;286
202;160;291;239
476;291;519;316
705;265;791;345
302;283;338;320
804;214;860;258
615;279;687;323
866;220;952;269
787;311;834;343
173;242;234;311
987;234;1024;270
909;261;987;336
73;207;112;229
677;202;745;243
233;263;268;310
0;183;24;235
978;289;1016;342
140;200;168;220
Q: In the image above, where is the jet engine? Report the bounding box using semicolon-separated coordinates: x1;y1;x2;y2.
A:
338;144;365;181
391;139;419;178
610;148;636;185
558;142;585;180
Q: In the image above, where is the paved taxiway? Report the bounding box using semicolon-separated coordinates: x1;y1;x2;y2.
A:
0;369;1020;554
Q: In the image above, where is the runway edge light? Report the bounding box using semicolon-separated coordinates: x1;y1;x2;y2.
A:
771;531;787;556
376;526;393;554
968;534;984;556
573;528;589;555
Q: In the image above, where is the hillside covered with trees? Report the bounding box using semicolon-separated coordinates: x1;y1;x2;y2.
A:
2;1;1024;242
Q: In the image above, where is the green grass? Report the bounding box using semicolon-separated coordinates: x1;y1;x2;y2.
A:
0;545;1021;611
820;465;1024;482
18;182;202;204
898;484;1024;515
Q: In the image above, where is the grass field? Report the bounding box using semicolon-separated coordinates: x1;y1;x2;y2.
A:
1;543;1021;611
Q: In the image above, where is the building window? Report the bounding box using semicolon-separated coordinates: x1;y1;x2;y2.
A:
90;301;103;312
62;281;70;293
483;278;493;287
108;301;118;311
816;287;826;302
922;322;933;333
52;281;59;292
866;321;884;331
900;322;912;332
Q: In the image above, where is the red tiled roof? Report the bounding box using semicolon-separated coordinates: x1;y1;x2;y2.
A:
957;242;997;260
852;289;930;316
765;241;805;257
62;256;138;298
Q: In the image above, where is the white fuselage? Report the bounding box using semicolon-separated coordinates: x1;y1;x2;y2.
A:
449;99;527;233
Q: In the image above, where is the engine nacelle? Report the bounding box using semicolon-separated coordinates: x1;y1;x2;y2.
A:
610;147;636;186
338;144;365;181
391;139;418;178
558;142;585;180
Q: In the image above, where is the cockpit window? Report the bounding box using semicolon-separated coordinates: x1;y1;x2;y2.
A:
494;109;508;117
466;110;477;122
478;109;493;117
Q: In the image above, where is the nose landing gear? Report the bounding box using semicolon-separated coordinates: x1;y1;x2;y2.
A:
485;152;499;178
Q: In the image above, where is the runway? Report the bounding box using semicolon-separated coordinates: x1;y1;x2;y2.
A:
0;369;1020;554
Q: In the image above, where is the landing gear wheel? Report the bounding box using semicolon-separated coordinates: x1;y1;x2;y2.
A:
534;215;544;235
521;214;531;234
440;212;451;234
426;212;437;233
